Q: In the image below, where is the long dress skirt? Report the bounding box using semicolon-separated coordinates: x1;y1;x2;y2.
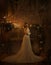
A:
2;34;43;63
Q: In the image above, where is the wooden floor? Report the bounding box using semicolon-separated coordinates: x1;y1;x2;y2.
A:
0;61;50;65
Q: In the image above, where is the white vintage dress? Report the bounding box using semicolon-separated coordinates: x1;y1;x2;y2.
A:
2;27;43;63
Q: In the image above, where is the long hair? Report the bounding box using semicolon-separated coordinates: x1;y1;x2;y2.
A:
24;23;28;28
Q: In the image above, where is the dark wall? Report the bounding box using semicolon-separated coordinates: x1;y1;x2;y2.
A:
0;0;8;18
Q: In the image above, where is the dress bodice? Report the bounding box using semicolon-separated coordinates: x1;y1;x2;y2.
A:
24;27;31;35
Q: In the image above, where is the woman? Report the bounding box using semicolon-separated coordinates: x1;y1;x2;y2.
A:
2;23;43;63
